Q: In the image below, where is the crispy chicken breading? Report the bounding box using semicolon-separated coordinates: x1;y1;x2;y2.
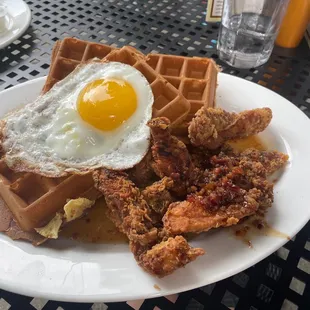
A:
189;107;272;149
93;168;204;277
148;117;202;196
209;148;288;177
93;168;157;245
127;150;156;187
163;145;286;234
142;177;175;217
187;144;235;171
131;236;204;277
188;146;213;171
240;148;289;175
208;148;286;210
163;167;263;234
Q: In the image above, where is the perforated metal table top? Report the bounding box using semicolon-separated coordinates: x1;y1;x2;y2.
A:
0;0;309;310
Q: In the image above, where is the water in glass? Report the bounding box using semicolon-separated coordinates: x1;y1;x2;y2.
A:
217;0;290;69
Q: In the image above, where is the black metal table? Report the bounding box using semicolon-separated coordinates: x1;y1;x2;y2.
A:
0;0;309;309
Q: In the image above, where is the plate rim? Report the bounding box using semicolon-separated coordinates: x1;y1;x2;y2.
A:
0;73;309;302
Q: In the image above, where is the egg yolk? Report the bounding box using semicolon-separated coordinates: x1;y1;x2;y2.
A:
77;79;137;131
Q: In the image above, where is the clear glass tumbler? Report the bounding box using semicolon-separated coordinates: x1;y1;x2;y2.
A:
217;0;290;69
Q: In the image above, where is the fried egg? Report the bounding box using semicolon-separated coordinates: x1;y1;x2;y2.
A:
2;62;154;177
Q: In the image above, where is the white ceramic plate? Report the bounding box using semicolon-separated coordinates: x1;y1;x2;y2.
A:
0;73;310;302
0;0;31;50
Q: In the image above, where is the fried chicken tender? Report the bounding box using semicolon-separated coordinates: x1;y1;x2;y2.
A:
93;168;157;245
187;144;235;171
148;117;201;196
252;178;273;210
241;148;289;175
209;148;284;211
93;168;204;277
188;146;213;171
142;177;175;216
163;167;263;234
131;236;204;277
210;148;288;177
127;150;156;187
163;144;284;235
189;107;272;149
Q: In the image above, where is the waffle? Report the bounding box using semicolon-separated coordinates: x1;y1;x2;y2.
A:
42;37;115;93
43;38;191;126
0;44;190;233
0;159;101;231
1;38;113;232
0;39;218;234
103;46;190;126
146;53;218;119
0;39;192;235
0;197;47;245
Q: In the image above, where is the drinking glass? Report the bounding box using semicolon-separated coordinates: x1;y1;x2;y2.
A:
217;0;290;69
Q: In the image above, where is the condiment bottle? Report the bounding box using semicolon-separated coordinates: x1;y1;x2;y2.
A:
276;0;310;48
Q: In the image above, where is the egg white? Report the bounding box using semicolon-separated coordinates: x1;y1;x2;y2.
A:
2;62;154;177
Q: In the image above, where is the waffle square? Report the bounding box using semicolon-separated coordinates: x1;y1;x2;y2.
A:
146;53;218;119
103;46;191;126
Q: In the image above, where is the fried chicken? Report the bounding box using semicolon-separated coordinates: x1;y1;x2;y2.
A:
93;107;286;276
93;168;204;277
127;150;156;187
148;117;201;196
206;146;286;217
241;148;289;175
187;144;235;171
131;236;204;277
142;177;175;217
93;168;157;245
163;167;263;234
252;178;273;210
189;107;272;149
188;146;213;171
210;148;288;177
205;148;282;211
163;144;284;235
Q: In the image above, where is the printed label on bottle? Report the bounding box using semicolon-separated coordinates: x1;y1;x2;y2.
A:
206;0;223;22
